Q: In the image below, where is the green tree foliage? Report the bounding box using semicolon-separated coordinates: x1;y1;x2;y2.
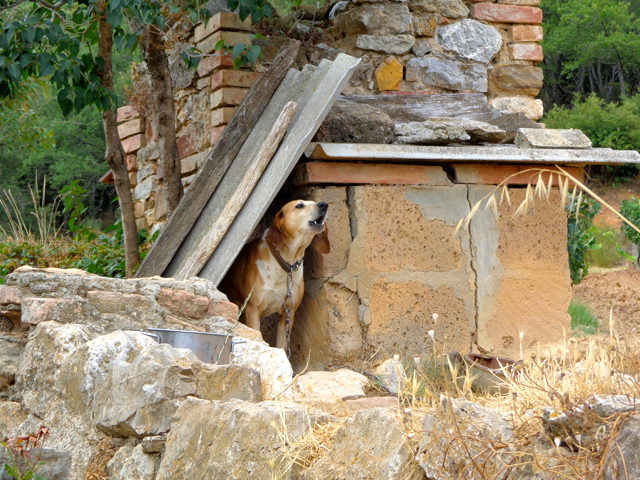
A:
544;94;640;182
541;0;640;107
620;197;640;246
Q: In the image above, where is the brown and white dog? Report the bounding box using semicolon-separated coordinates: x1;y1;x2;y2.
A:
219;200;330;351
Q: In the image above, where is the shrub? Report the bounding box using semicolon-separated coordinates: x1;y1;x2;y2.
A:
568;299;599;336
566;193;601;284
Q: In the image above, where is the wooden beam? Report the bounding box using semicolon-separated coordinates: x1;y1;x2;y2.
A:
135;41;300;278
173;101;298;280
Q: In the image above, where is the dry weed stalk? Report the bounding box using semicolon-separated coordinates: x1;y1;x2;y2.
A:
454;166;640;239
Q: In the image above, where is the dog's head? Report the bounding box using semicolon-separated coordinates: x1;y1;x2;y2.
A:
267;200;330;254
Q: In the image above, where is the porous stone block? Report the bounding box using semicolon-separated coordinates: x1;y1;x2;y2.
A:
469;186;571;354
471;4;543;24
0;286;20;305
314;101;395;144
375;56;403;91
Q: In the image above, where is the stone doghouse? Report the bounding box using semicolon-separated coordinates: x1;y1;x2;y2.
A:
105;2;640;371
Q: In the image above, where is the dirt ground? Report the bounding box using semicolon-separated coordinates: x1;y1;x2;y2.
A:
572;181;640;337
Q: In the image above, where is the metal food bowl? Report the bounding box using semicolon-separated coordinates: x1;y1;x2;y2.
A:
143;328;245;365
464;353;523;394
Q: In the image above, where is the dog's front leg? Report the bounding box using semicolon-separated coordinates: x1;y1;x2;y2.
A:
276;310;295;351
244;305;262;332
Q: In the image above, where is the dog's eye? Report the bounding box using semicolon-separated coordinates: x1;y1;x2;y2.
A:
295;203;305;209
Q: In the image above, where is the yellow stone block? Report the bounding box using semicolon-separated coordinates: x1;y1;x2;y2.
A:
375;56;403;92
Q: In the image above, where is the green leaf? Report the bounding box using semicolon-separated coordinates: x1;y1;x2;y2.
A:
110;0;121;12
7;62;20;79
214;39;226;51
246;44;261;65
231;42;245;58
22;26;36;44
59;97;73;116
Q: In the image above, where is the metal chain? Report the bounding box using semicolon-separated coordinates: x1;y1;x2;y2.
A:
284;271;294;359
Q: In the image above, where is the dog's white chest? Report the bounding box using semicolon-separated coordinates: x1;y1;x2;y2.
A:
255;258;302;314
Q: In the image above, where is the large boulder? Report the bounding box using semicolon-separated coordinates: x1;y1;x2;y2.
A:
232;339;293;400
417;399;514;480
301;407;420;479
155;398;310;480
289;368;370;412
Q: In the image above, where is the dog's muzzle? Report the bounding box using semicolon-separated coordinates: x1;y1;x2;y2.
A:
309;202;328;229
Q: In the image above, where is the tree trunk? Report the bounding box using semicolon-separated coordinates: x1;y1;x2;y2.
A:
618;62;626;98
141;27;183;216
98;14;140;277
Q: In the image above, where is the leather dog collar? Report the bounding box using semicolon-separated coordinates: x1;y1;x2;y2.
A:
266;238;303;273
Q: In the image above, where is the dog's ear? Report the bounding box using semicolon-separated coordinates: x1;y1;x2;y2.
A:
267;223;284;250
312;225;330;254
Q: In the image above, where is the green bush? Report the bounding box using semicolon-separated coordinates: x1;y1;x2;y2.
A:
566;193;601;284
586;225;630;269
544;94;640;182
569;299;599;336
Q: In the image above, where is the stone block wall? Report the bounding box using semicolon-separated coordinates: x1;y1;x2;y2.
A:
289;169;572;370
117;1;546;232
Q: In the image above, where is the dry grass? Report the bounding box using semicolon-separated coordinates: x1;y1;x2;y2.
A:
268;316;640;480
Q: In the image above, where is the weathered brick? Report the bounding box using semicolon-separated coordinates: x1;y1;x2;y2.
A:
136;216;149;232
117;118;143;139
157;288;210;319
290;162;450;186
177;134;198;159
211;107;237;127
207;300;240;322
121;134;145;154
129;171;137;187
211;126;226;145
498;0;541;5
471;4;542;24
512;25;543;42
211;70;262;91
197;55;234;77
453;164;584;186
117;105;139;123
510;43;544;61
193;12;253;43
0;286;20;305
197;31;253;55
210;87;248;108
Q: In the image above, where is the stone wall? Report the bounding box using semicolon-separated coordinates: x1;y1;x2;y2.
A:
116;0;545;232
289;180;571;370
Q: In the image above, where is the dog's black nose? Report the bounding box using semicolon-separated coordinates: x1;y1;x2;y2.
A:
318;202;328;211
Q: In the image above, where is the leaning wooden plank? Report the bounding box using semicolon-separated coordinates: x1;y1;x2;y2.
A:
164;63;329;276
173;101;299;280
198;53;360;286
134;40;300;278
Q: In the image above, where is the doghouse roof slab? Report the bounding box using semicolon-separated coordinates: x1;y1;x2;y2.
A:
305;143;640;165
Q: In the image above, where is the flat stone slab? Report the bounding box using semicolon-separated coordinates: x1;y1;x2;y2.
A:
515;128;592;149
